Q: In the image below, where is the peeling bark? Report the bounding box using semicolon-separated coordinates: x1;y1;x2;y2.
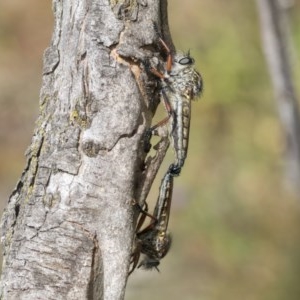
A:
0;0;172;299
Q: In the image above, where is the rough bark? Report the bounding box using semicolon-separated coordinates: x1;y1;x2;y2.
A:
256;0;300;193
0;0;172;299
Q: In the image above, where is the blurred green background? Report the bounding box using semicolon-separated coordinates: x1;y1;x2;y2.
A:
1;1;300;299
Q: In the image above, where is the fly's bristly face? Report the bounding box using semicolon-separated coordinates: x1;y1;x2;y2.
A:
167;52;203;101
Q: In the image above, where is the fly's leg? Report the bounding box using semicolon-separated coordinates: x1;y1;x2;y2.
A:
129;202;149;276
129;201;157;276
142;42;171;77
159;37;172;72
134;201;157;233
128;245;141;276
144;89;175;153
142;58;173;153
152;22;172;72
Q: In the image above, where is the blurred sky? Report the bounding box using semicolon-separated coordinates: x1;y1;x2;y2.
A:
1;1;300;300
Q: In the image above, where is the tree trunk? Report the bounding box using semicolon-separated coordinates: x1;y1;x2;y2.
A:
0;0;172;299
256;0;300;193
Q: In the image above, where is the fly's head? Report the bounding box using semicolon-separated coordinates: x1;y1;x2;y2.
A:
138;257;160;271
169;52;203;100
172;52;195;73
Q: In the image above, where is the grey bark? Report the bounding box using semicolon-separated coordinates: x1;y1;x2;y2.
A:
0;0;172;299
256;0;300;193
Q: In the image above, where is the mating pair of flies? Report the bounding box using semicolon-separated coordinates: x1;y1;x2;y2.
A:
129;31;203;275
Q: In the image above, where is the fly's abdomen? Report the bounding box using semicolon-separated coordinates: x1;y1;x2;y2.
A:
154;172;173;233
171;97;191;170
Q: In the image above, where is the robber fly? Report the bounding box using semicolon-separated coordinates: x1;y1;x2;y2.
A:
129;170;173;274
147;29;203;175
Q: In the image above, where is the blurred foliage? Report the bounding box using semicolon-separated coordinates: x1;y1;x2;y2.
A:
1;1;300;299
0;1;53;198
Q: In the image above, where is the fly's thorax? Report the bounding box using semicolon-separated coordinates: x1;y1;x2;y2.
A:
170;68;201;99
167;52;202;99
138;229;171;258
138;229;159;257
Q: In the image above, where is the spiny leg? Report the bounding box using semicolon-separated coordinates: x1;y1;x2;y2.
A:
128;245;141;276
134;201;157;234
157;37;172;73
145;89;175;152
152;22;173;73
129;201;158;276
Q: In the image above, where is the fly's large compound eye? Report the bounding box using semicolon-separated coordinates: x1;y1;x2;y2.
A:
178;57;194;65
